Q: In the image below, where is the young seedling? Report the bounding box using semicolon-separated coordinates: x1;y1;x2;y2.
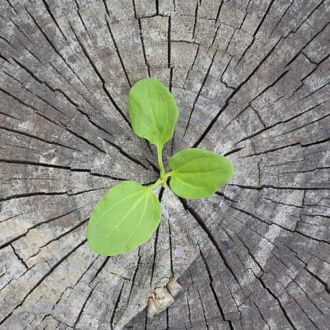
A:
87;78;234;256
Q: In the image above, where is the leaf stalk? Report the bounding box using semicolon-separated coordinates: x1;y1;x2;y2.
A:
157;144;166;185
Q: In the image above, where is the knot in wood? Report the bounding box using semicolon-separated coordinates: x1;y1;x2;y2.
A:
147;277;182;318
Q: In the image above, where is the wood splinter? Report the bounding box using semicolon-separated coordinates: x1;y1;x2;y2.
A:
147;277;182;318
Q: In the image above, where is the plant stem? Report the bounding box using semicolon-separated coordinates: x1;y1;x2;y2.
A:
148;172;173;190
148;178;163;190
149;147;174;190
157;144;165;180
164;171;173;179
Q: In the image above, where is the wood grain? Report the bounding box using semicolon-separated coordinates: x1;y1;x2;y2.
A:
0;0;329;329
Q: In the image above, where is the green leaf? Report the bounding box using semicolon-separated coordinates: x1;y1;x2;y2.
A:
169;148;234;199
87;181;161;256
128;78;179;147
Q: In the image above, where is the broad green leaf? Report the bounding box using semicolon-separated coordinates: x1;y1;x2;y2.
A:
169;148;234;199
128;78;179;147
87;181;161;256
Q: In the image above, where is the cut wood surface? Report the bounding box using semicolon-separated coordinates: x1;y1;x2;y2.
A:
0;0;329;329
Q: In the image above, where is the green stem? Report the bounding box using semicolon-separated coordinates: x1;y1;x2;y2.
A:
164;171;173;179
148;172;173;190
149;146;173;190
157;144;165;180
148;178;163;190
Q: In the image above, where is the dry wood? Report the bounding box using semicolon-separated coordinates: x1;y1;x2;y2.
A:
0;0;329;329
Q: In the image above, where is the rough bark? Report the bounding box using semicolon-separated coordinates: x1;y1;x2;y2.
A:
0;0;329;329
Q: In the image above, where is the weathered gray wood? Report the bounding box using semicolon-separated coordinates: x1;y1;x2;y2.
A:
0;0;329;329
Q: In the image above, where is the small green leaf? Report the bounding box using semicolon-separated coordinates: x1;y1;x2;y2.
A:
87;181;161;256
128;78;179;147
169;148;234;199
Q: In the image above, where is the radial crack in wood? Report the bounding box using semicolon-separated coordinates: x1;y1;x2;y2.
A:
0;0;329;329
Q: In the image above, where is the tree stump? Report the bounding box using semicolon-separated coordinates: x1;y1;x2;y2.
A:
0;0;329;329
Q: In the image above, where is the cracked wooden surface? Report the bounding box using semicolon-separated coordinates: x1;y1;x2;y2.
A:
0;0;329;329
